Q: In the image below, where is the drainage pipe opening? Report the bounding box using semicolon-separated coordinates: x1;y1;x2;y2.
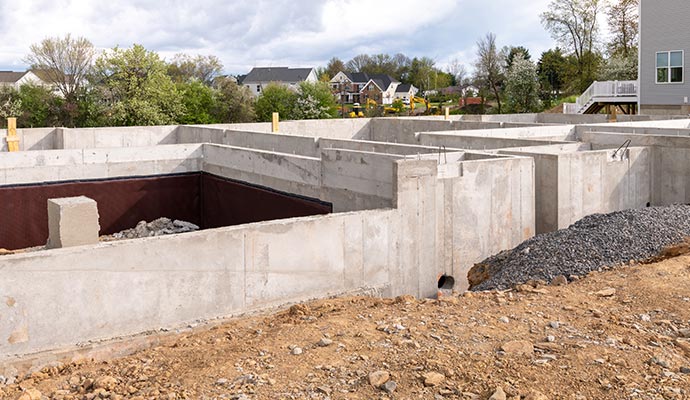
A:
437;275;455;290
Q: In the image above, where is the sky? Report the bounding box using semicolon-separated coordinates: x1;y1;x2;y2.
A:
0;0;558;75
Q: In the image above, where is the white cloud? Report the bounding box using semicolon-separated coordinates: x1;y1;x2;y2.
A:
0;0;562;74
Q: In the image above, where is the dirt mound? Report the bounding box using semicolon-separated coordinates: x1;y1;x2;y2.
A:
2;255;689;399
469;205;690;291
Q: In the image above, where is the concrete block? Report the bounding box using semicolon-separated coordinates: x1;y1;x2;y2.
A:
47;196;100;249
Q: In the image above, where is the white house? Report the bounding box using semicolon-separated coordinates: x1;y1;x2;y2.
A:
329;72;400;105
394;84;419;103
0;71;48;91
241;67;318;97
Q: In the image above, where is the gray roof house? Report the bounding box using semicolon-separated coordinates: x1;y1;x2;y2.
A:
0;71;46;90
639;0;690;115
329;71;400;104
241;67;318;97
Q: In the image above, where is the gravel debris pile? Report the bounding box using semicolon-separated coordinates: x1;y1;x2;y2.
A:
104;217;199;240
470;205;690;291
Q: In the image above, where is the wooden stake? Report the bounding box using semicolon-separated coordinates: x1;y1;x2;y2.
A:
6;117;19;152
272;112;279;133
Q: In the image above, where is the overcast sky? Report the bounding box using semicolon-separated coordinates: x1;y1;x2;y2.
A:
0;0;558;75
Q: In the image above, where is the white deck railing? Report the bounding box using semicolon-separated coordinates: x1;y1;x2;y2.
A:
563;80;638;114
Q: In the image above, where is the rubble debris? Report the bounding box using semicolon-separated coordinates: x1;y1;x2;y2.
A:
103;218;199;241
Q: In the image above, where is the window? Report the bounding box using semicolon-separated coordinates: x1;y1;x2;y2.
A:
257;85;262;92
656;51;684;83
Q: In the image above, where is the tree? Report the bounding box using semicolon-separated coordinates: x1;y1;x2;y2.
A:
255;83;298;122
606;0;638;58
407;57;436;92
447;59;468;86
17;84;63;128
212;77;256;123
93;44;184;126
541;0;602;91
474;33;505;113
177;80;217;124
167;54;223;86
537;48;568;105
505;46;532;69
294;81;338;120
345;54;373;73
25;34;95;102
325;57;346;79
504;55;542;113
0;87;22;127
598;53;638;81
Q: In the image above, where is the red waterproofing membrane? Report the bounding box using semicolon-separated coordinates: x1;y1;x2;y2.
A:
0;173;332;250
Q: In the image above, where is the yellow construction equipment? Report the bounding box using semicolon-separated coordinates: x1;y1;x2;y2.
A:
410;96;429;111
366;98;378;109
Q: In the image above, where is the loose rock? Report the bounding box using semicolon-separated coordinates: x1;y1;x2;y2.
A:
422;371;445;387
501;340;534;355
489;387;507;400
368;370;390;387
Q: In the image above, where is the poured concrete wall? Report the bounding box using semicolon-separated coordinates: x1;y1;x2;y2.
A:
501;145;652;233
434;156;535;289
0;128;56;151
580;131;690;206
0;151;536;362
0;144;203;186
0;209;398;360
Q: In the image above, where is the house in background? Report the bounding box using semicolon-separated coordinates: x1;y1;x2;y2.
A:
329;71;400;105
240;67;317;97
394;84;418;103
0;71;49;91
639;0;690;115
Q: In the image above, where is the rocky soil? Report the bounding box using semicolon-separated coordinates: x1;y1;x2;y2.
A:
2;251;690;399
469;205;690;291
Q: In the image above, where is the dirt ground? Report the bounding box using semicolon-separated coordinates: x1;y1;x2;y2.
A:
2;255;690;400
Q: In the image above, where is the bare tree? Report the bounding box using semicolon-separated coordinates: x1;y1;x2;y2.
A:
25;34;95;101
325;57;346;79
474;33;504;113
541;0;602;90
606;0;638;58
345;54;373;73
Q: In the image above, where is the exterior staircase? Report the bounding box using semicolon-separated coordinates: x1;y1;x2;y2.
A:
563;80;639;114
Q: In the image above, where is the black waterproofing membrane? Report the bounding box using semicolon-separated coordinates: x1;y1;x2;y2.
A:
0;172;332;250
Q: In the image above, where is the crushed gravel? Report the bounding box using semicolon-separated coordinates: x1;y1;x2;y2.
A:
470;205;690;291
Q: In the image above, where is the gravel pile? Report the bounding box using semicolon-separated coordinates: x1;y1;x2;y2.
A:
470;205;690;291
104;217;199;241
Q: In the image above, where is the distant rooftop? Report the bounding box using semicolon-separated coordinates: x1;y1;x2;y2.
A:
242;67;314;83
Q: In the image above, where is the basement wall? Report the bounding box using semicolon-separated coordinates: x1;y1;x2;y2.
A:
0;153;536;364
500;146;652;233
580;131;690;205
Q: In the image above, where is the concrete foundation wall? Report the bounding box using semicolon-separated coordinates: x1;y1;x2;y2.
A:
654;147;690;205
0;209;399;360
60;126;178;149
435;156;535;289
0;128;56;151
203;119;373;140
502;145;652;233
0;151;536;362
0;145;203;186
556;148;652;229
416;132;571;150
